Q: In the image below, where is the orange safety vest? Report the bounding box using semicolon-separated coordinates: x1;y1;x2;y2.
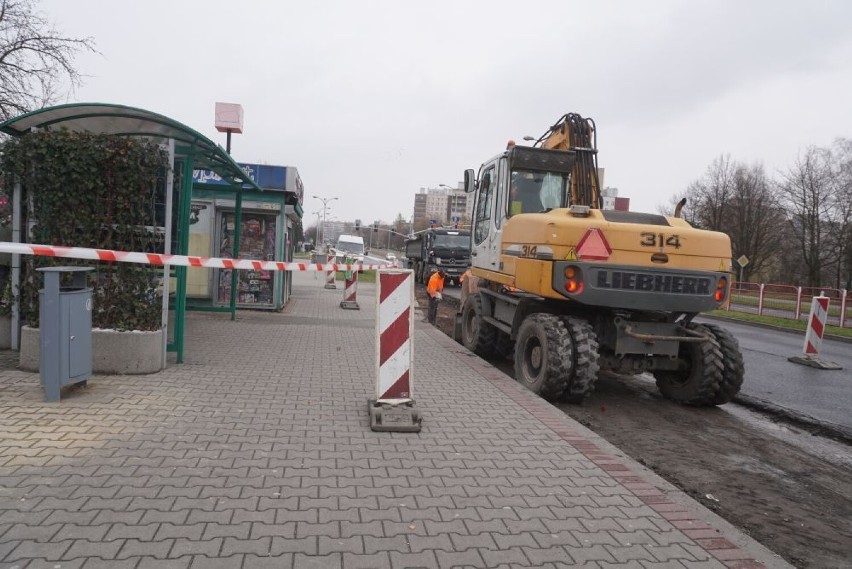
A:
427;272;445;298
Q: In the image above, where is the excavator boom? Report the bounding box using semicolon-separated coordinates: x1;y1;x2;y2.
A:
534;113;601;209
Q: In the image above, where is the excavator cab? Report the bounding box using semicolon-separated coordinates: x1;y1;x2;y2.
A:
464;146;577;277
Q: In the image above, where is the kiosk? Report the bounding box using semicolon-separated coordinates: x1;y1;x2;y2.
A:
189;163;304;310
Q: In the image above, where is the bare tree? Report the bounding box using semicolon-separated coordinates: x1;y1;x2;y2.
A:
680;156;784;282
827;138;852;289
778;146;834;287
686;154;737;231
0;0;96;121
727;163;784;281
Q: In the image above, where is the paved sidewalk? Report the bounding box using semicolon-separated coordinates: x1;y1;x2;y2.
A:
0;271;790;568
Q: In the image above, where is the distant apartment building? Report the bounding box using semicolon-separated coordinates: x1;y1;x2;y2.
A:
601;186;629;211
412;183;472;230
413;193;427;227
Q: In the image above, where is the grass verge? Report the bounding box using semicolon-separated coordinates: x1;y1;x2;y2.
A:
335;270;376;284
708;309;852;340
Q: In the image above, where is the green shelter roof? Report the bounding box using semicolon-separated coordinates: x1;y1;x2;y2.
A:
0;102;260;191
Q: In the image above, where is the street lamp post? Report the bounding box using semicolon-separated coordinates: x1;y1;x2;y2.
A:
311;211;322;248
312;195;338;250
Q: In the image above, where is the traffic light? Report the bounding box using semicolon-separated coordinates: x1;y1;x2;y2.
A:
373;222;379;233
355;219;360;231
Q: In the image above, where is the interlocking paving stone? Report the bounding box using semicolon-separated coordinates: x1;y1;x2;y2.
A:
363;535;409;555
7;539;72;561
0;273;786;569
118;537;174;559
81;558;140;569
168;537;223;558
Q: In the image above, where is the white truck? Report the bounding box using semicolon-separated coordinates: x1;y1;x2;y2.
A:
335;234;366;263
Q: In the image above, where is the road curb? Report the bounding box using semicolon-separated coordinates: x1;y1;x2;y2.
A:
734;393;852;445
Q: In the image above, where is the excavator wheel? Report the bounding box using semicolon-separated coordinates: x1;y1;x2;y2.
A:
560;316;600;403
653;323;723;406
513;313;572;401
461;293;497;358
702;323;745;405
494;332;514;361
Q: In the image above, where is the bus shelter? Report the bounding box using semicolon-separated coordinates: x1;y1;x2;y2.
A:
0;102;266;364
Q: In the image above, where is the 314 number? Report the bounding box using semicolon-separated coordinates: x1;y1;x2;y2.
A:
640;232;681;249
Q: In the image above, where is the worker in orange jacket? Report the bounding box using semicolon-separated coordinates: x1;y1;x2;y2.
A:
426;269;446;325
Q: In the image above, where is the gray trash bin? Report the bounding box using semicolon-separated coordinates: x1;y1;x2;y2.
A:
38;267;94;402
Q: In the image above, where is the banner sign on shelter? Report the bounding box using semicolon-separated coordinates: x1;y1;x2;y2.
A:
193;163;303;205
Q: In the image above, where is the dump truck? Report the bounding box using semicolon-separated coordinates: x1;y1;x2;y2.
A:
456;113;744;406
405;228;471;286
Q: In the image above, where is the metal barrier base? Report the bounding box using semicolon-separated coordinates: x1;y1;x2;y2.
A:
368;399;422;432
788;355;842;370
340;301;360;310
324;283;337;289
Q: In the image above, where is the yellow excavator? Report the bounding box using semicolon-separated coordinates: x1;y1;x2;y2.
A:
457;112;744;405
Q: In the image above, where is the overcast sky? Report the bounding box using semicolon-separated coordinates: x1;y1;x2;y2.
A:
41;0;852;227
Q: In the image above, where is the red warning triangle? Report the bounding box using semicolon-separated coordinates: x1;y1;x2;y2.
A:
576;228;612;260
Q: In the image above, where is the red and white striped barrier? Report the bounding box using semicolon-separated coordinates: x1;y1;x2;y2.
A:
804;296;829;356
369;269;421;432
340;269;359;310
0;242;386;271
788;295;842;370
324;252;337;289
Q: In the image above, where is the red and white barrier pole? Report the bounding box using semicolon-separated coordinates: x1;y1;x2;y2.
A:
340;268;359;310
788;294;842;370
368;268;421;432
324;252;337;289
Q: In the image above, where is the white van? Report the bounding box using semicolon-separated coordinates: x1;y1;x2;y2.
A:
336;234;366;263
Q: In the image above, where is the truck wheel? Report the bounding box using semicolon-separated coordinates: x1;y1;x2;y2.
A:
561;317;600;403
653;323;723;406
513;314;572;400
461;294;497;358
702;323;745;405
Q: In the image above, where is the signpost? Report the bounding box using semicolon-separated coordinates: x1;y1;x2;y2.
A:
736;255;749;283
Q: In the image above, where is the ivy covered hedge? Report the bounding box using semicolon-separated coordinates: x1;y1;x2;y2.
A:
0;130;169;331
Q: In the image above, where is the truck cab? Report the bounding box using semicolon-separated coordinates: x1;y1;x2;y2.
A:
405;228;471;285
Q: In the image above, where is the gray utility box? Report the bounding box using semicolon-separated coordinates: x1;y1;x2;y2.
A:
38;267;94;402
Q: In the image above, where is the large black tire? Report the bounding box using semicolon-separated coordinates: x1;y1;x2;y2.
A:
495;332;514;361
461;294;497;358
513;314;573;401
702;323;745;405
561;317;600;403
653;323;723;406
